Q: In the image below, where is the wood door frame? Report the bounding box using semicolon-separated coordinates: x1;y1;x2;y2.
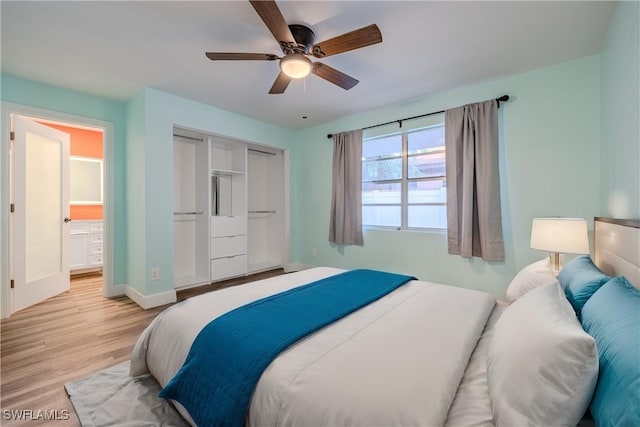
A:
1;102;119;318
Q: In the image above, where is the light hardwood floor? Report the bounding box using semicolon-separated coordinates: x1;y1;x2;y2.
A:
0;269;284;426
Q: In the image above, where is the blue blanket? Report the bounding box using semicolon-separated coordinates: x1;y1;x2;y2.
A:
159;269;415;427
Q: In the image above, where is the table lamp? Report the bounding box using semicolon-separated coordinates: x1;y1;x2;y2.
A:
530;218;590;273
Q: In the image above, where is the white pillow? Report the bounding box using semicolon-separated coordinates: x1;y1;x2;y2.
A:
487;283;599;427
505;258;558;303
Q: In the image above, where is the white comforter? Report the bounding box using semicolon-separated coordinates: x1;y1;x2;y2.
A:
131;267;497;426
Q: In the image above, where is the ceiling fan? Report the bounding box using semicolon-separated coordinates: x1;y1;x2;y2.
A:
205;0;383;94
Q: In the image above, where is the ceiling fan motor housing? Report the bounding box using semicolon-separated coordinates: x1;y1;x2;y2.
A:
287;24;316;54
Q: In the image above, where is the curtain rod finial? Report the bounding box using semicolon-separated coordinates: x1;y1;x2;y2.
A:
496;95;509;108
327;134;333;139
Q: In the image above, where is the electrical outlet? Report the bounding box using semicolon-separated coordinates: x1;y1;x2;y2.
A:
311;248;318;258
151;268;160;281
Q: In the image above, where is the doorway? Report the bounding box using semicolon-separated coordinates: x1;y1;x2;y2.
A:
1;103;116;317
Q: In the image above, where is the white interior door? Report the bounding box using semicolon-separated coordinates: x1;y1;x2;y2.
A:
11;115;71;312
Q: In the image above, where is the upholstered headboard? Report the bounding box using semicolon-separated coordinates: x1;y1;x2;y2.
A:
594;217;640;289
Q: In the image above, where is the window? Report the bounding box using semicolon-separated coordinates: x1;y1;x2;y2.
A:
362;121;446;230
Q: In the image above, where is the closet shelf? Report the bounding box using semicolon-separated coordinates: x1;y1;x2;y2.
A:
249;210;276;218
210;168;245;176
174;211;204;216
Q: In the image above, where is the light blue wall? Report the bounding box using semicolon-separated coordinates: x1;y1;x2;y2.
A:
1;42;618;301
0;74;129;285
290;55;601;297
0;77;295;298
131;88;295;294
600;1;640;219
125;91;147;292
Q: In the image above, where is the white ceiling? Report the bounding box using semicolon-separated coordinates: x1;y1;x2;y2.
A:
1;1;615;129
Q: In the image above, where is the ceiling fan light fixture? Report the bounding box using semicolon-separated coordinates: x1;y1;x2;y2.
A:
280;54;312;79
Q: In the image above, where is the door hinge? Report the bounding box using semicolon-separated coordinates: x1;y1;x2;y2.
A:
10;131;14;141
10;279;14;289
10;203;14;213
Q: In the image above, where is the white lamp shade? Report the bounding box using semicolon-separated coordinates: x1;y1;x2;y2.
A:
280;54;312;79
530;218;590;254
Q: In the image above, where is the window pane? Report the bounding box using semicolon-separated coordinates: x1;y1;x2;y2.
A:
363;158;402;181
408;152;445;178
408;205;447;229
408;125;445;153
362;134;402;181
408;125;445;179
408;179;446;203
362;134;402;159
363;205;401;227
362;182;401;204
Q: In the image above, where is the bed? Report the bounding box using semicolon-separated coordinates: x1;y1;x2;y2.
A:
131;217;640;427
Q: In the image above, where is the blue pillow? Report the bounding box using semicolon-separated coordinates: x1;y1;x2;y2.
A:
581;276;640;427
558;255;611;316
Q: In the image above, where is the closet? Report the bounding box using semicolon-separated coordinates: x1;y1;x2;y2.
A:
173;127;287;289
209;136;247;282
173;129;209;288
247;146;285;273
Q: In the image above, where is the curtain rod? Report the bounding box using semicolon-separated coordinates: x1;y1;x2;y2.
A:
326;95;509;139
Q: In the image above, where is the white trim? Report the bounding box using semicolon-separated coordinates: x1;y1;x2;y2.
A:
125;285;176;309
106;283;126;298
283;149;291;268
1;102;116;318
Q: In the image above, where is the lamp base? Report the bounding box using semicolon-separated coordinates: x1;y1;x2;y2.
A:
550;252;564;274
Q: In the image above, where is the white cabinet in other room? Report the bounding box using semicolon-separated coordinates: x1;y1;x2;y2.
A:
70;220;103;273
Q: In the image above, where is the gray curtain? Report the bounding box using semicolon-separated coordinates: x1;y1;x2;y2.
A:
329;129;364;245
445;100;504;261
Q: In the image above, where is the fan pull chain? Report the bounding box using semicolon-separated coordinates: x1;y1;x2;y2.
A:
301;77;309;121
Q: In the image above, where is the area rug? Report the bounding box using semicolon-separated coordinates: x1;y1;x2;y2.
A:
65;361;189;426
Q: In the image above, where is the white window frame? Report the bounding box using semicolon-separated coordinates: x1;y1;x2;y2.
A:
362;121;446;232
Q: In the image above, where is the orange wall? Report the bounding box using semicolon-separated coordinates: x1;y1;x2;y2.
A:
39;122;104;220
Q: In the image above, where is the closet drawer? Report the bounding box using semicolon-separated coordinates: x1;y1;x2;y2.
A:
211;215;246;237
89;233;103;244
210;255;247;282
210;236;246;259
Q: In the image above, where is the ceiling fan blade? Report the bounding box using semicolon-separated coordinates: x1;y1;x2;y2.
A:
206;52;279;61
269;71;291;94
312;62;359;90
312;24;382;58
249;0;296;46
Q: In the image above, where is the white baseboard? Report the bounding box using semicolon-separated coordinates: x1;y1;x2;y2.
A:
283;263;309;273
104;283;126;298
125;285;176;309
